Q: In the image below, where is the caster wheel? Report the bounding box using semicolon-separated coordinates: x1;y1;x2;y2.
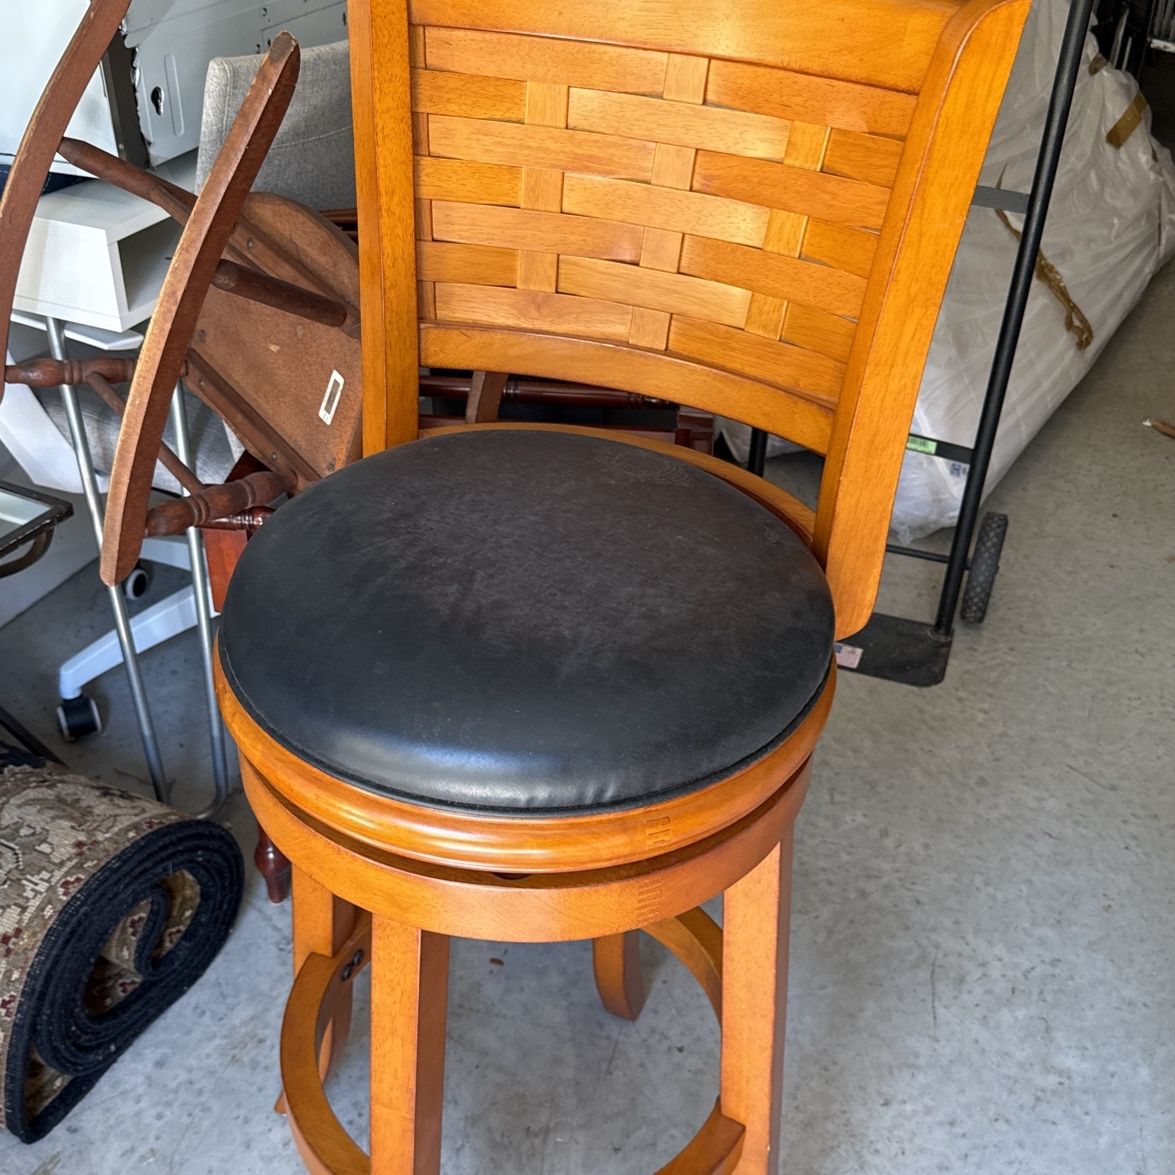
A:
122;563;151;601
960;512;1008;625
56;695;102;741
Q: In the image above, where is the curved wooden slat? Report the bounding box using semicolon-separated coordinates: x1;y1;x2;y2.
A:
0;0;133;376
654;1101;745;1175
423;26;669;94
420;328;836;451
679;234;867;319
557;256;752;329
567;88;793;161
705;56;918;134
416;156;523;205
281;914;372;1175
429;114;656;181
692;150;892;230
431;201;643;261
562;174;769;249
100;34;301;586
435;282;634;342
410;0;957;92
667;316;845;402
645;907;724;1018
823;128;905;188
417;240;519;285
413;68;527;121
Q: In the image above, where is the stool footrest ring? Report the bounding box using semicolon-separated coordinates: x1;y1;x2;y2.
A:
654;1101;745;1175
281;912;372;1174
278;906;744;1173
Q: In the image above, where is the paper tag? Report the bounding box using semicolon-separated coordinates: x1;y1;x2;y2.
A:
319;369;344;425
834;641;863;670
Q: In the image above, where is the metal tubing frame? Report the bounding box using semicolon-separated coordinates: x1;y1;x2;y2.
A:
169;383;232;817
745;0;1094;657
932;0;1095;635
46;316;169;801
884;543;950;565
746;428;768;477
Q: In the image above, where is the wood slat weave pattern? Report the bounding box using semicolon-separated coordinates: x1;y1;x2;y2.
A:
411;26;914;451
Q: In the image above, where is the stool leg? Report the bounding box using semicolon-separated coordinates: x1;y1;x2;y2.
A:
720;827;795;1173
592;932;647;1021
291;868;357;1083
370;915;450;1174
255;827;291;903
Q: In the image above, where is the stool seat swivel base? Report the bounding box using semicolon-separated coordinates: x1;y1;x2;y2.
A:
232;693;824;1175
215;425;836;1173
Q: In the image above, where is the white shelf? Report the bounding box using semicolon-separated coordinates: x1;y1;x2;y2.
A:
13;152;196;333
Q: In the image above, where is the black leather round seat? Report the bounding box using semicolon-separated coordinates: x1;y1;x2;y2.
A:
218;429;834;814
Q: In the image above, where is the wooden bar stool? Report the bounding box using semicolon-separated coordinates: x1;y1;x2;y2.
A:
101;0;1028;1169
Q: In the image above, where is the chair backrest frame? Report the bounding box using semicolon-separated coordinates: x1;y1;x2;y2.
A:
348;0;1030;638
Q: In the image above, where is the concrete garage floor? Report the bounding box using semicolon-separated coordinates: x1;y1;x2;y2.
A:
1;260;1173;1171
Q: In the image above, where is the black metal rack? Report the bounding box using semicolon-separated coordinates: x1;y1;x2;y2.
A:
748;0;1097;686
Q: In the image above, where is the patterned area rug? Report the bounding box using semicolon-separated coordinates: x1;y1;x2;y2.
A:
0;758;243;1143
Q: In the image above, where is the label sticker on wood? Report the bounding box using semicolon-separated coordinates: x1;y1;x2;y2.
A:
319;370;345;425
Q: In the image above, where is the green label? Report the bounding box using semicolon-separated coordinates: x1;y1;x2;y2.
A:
906;435;939;455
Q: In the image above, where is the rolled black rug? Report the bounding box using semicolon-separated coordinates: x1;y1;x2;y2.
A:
0;758;244;1143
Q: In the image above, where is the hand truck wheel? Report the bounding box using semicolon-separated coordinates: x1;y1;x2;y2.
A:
960;511;1008;625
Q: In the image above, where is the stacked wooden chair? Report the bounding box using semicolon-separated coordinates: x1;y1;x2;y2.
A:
0;3;368;899
100;0;1024;1170
0;6;365;530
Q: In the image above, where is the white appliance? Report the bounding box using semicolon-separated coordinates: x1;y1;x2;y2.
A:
1;0;348;175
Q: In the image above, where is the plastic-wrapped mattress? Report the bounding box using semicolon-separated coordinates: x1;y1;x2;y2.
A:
723;0;1175;541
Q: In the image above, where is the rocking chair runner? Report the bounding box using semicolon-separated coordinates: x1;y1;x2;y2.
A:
105;0;1028;1170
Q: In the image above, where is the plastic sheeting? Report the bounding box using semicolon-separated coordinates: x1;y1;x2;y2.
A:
723;0;1175;541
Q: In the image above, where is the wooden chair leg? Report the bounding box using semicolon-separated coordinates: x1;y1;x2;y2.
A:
719;827;795;1173
464;370;508;423
202;525;248;612
370;915;450;1174
592;932;647;1021
291;868;357;1085
255;827;292;903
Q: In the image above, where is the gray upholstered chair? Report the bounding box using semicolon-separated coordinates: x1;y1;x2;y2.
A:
196;39;354;211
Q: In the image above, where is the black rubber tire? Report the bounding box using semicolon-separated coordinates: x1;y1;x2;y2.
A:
960;512;1008;625
122;563;151;601
56;695;103;742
